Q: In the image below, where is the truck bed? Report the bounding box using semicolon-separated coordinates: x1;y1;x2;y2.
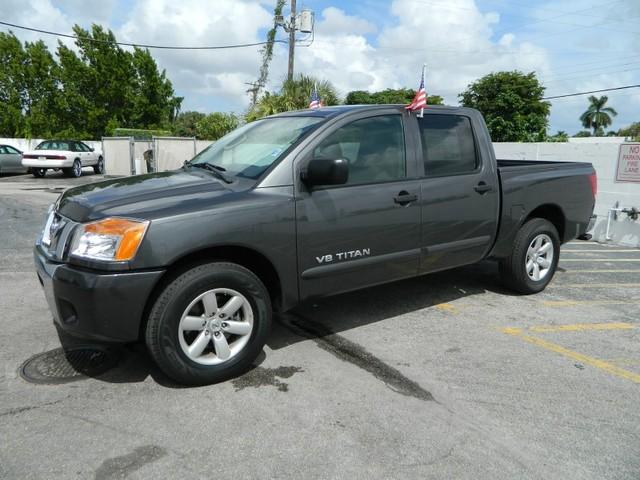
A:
490;159;596;258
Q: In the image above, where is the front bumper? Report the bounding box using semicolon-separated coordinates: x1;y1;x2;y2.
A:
22;158;73;168
34;246;165;342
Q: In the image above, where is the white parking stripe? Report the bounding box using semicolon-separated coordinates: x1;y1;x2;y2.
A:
562;250;640;253
561;259;640;262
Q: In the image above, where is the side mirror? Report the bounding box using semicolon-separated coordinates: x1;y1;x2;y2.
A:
302;158;348;188
89;147;95;152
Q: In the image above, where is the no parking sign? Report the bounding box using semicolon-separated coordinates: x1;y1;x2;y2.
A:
616;143;640;183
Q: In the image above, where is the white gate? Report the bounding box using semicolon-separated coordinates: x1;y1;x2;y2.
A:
101;137;134;176
153;137;197;171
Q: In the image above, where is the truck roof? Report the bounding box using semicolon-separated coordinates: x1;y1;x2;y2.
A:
271;104;470;119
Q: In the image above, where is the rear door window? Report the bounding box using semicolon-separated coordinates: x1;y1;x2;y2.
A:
418;115;478;177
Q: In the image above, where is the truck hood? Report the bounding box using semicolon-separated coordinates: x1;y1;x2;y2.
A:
57;169;238;222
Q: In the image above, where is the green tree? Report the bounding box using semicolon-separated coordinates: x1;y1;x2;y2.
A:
130;48;182;129
459;71;550;142
22;40;63;137
0;25;182;138
195;112;239;140
580;95;618;136
246;74;338;121
0;32;27;136
345;88;443;106
548;130;568;142
573;130;592;138
173;111;207;137
617;122;640;139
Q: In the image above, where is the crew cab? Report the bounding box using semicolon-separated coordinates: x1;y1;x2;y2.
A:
22;140;104;178
33;105;597;385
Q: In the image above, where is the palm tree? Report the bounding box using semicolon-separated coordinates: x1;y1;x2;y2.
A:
580;95;617;136
246;74;339;122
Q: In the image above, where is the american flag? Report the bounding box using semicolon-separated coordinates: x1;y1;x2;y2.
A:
406;66;427;113
309;84;322;109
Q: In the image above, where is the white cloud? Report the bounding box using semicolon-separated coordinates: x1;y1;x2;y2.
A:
276;0;551;105
318;7;377;36
2;0;638;132
117;0;272;108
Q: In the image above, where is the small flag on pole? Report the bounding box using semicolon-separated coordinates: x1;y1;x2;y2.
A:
406;64;427;117
309;84;322;109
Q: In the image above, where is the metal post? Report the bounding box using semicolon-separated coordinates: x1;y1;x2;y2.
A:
418;63;426;118
287;0;296;82
129;137;135;176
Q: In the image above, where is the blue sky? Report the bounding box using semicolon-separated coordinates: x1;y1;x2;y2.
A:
2;0;639;134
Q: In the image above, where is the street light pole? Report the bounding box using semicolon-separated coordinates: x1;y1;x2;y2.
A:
287;0;296;82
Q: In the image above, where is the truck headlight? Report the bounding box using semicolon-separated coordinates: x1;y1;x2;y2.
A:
70;217;149;262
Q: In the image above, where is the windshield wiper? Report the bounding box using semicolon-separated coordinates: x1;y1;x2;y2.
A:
187;162;232;183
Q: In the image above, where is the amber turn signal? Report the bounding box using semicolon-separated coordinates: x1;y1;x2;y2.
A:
83;218;149;261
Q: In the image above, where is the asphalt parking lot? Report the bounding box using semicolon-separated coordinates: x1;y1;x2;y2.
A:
1;172;639;480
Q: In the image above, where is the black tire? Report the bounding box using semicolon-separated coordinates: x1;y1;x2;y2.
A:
93;157;104;174
145;262;272;385
499;218;560;294
32;168;46;178
65;159;82;178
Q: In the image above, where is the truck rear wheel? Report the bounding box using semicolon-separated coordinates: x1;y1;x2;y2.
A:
145;262;272;385
499;218;560;294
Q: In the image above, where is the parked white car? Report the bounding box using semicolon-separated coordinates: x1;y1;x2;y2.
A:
22;140;104;178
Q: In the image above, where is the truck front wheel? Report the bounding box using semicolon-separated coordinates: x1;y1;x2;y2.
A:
499;218;560;294
145;262;272;385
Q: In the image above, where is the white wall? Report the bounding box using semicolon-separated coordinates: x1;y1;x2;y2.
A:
196;140;214;154
567;136;627;144
0;138;102;152
494;142;640;247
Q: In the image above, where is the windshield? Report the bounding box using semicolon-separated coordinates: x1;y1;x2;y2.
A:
189;117;323;179
36;141;71;151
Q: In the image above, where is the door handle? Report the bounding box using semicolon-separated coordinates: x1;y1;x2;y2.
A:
394;191;418;206
474;182;492;194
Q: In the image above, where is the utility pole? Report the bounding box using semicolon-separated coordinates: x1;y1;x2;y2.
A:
287;0;296;82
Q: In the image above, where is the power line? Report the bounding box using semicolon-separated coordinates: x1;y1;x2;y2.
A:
0;20;287;50
543;85;640;100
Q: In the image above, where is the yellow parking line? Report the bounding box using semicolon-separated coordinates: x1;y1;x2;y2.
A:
542;300;640;307
605;358;640;366
558;270;640;273
554;283;640;288
528;322;635;332
561;259;640;262
434;303;459;314
501;327;640;383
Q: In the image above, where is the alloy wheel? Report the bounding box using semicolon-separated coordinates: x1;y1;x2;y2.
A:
525;233;554;281
178;288;254;365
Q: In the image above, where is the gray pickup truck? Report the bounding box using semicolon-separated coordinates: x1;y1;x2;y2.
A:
34;105;597;384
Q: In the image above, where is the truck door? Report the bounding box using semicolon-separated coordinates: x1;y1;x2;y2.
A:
415;112;499;273
295;111;422;300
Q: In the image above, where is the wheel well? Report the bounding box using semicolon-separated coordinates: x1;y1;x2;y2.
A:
525;204;565;241
138;246;283;340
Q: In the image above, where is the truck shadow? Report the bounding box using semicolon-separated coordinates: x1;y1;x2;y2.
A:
268;260;514;351
54;260;516;387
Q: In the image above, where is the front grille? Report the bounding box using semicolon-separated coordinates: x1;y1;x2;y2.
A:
41;211;76;261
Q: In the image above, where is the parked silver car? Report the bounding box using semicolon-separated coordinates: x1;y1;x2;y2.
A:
0;144;27;174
